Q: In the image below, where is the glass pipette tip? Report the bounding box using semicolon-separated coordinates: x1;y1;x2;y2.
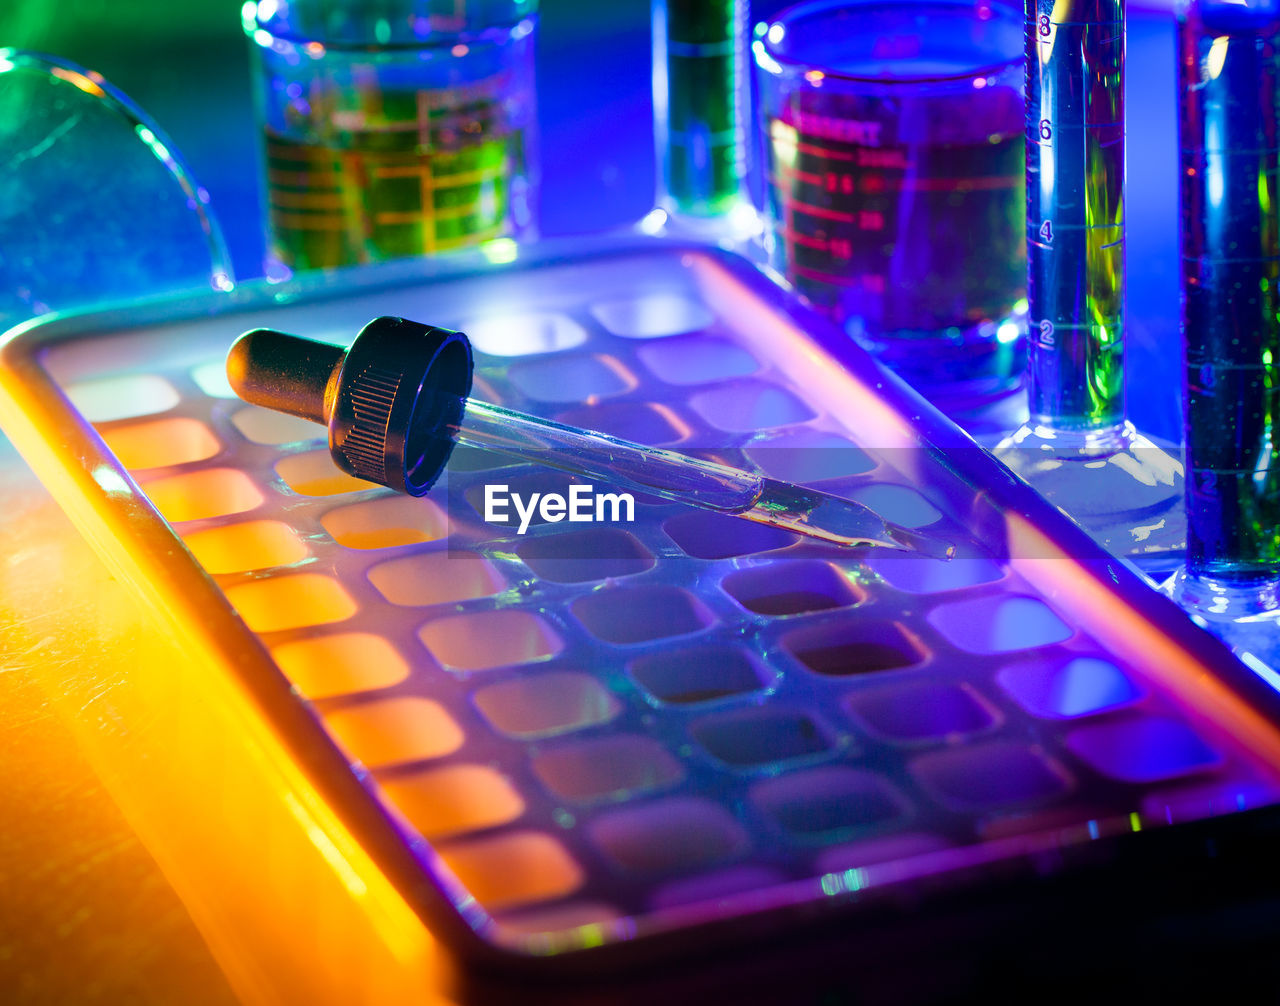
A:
224;317;956;560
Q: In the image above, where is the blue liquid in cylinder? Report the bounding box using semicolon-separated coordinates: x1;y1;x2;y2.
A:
1178;0;1280;581
1025;0;1126;428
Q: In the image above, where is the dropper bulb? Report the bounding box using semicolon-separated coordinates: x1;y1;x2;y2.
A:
226;328;343;426
225;316;473;496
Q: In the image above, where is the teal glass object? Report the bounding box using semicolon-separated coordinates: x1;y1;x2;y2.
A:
0;49;233;328
1175;0;1280;584
653;0;746;218
1165;0;1280;670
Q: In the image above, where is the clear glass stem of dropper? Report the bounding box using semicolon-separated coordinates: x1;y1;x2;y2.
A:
448;398;953;557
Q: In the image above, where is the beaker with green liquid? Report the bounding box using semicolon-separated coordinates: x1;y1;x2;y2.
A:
243;0;538;278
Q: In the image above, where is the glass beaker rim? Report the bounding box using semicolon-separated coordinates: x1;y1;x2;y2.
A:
755;0;1023;86
243;1;536;52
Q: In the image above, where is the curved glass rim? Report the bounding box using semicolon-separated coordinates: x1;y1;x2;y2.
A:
242;0;537;52
754;0;1023;86
0;47;235;294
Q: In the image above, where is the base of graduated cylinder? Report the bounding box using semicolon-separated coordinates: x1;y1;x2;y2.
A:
1166;568;1280;619
993;420;1186;570
1163;568;1280;673
639;201;763;249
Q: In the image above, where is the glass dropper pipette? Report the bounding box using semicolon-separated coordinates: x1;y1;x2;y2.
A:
225;317;955;559
994;0;1185;571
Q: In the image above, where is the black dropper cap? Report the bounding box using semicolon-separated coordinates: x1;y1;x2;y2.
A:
226;316;474;496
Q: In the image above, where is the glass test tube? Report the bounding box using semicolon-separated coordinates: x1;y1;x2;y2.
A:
652;0;748;219
1176;0;1280;586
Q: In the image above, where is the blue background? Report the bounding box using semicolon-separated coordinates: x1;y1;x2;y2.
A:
0;0;1184;438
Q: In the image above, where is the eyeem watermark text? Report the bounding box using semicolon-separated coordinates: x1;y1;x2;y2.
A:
484;484;636;534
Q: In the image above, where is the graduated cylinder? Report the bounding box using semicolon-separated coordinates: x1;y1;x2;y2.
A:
1025;0;1126;428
